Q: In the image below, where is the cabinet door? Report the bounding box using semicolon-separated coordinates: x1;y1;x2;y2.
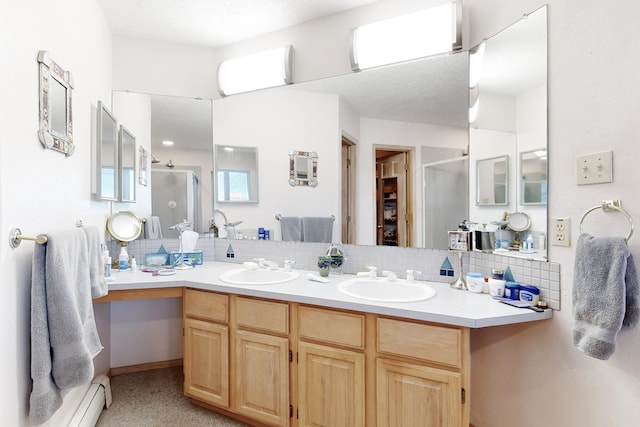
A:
233;330;290;427
377;358;461;427
183;318;229;408
298;341;365;427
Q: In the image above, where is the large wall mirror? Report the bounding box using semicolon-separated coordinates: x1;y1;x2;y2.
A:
469;5;547;260
110;5;547;259
112;92;213;235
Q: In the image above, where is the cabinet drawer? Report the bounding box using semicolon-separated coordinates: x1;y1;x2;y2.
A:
234;297;289;335
184;289;228;323
298;306;365;349
377;318;461;368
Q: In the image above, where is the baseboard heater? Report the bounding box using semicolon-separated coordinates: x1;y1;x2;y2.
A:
68;375;112;427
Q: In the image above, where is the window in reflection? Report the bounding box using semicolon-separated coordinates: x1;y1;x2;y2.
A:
217;170;251;202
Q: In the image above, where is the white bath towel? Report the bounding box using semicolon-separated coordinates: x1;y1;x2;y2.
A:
572;233;640;360
144;216;163;239
302;217;334;243
29;229;104;424
280;216;302;241
83;226;108;299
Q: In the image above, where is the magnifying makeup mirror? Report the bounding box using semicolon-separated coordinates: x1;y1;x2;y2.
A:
507;212;531;247
106;211;143;245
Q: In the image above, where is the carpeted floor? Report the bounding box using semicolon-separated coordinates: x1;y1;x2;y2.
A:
96;366;250;426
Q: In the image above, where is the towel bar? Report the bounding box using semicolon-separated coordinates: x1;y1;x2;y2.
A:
579;200;634;242
9;228;48;248
9;220;84;248
276;214;335;221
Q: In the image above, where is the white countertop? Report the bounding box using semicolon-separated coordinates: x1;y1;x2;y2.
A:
106;261;552;329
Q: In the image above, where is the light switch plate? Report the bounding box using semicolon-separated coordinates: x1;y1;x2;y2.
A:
576;151;613;185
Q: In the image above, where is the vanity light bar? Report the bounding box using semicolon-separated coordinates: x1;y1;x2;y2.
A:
350;2;462;71
217;45;294;96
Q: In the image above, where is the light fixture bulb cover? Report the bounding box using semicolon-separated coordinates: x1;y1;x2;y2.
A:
350;2;461;71
218;45;294;96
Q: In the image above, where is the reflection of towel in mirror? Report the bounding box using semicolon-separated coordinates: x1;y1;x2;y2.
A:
572;233;640;360
144;216;163;239
302;217;334;243
29;229;104;424
280;217;302;241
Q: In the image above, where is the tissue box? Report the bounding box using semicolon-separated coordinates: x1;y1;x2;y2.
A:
144;253;169;267
169;250;203;265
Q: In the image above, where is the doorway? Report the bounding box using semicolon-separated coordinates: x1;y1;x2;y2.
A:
341;136;356;244
375;148;412;246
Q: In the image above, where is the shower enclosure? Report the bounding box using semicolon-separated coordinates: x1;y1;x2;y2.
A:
151;169;200;238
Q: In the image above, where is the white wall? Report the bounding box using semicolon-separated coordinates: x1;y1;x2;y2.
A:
213;89;341;238
467;0;640;425
0;0;113;425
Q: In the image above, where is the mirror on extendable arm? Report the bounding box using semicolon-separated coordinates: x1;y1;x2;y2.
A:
106;211;143;245
506;211;531;248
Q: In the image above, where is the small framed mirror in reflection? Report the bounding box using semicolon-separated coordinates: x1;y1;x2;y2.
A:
215;145;259;203
37;51;75;156
476;155;509;206
96;100;119;201
520;149;547;205
119;125;136;202
289;150;318;187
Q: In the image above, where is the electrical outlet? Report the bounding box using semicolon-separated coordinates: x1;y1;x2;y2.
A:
551;217;571;247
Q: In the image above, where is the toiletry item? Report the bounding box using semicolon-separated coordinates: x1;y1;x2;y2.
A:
525;234;534;251
265;230;270;240
491;269;504;280
519;285;540;305
466;272;484;293
130;255;137;272
258;227;265;240
505;281;520;300
489;278;506;297
317;256;331;277
118;246;129;271
307;273;330;283
538;235;546;250
103;247;112;278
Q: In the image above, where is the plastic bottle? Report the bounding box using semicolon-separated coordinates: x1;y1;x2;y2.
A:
526;234;534;251
130;255;137;272
118;246;129;271
103;248;112;278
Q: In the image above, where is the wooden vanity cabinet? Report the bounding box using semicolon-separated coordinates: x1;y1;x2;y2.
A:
231;296;290;427
183;289;230;408
296;306;366;427
183;289;469;427
375;317;467;427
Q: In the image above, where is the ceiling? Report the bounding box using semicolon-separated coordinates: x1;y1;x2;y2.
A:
97;0;379;48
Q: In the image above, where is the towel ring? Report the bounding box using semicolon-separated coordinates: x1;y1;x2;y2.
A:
579;200;634;242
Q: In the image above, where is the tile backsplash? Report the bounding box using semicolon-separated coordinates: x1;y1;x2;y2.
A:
113;236;561;310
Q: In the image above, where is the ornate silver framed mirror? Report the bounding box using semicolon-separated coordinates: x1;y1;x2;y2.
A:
289;150;318;187
37;51;74;156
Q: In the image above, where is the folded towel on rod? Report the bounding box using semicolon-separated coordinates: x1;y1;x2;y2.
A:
29;228;105;424
280;217;302;241
572;233;640;360
144;216;163;239
302;217;334;243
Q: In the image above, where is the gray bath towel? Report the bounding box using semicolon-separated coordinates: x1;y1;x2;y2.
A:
83;226;108;299
302;217;334;243
280;216;302;241
30;229;104;424
572;233;640;360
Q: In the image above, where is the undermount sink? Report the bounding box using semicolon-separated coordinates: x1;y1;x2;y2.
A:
337;278;436;303
219;268;300;285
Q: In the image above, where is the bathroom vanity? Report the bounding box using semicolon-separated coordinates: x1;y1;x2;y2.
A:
97;262;551;427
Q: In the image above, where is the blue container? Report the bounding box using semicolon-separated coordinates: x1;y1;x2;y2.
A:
519;285;540;304
505;281;520;300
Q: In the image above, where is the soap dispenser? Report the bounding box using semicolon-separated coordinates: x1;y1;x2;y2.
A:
118;246;129;271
